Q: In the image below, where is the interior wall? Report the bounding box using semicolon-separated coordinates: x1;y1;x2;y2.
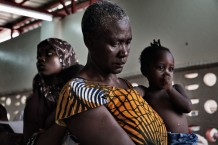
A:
1;0;218;93
0;28;40;93
114;0;218;77
59;0;218;77
61;11;88;65
174;64;218;145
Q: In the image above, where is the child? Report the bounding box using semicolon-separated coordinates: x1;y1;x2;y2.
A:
136;39;198;144
23;38;83;145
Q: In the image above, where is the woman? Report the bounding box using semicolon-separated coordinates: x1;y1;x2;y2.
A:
23;38;83;145
56;1;168;145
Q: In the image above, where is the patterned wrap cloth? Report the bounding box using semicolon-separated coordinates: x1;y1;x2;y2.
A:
56;78;168;145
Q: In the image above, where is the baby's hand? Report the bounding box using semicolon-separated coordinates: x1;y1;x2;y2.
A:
163;76;173;90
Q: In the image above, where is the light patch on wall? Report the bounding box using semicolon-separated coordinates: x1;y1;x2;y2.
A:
189;125;200;132
184;73;198;79
203;73;216;87
191;99;199;104
0;96;6;101
21;95;27;104
185;84;199;90
14;102;20;106
6;97;11;106
0;92;31;121
186;110;199;116
204;100;217;114
15;95;21;99
13;110;19;115
186;110;198;117
7;113;10;120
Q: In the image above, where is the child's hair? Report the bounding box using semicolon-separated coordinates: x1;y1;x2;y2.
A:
139;39;171;76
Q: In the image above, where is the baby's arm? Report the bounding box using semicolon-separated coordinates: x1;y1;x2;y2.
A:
166;84;192;113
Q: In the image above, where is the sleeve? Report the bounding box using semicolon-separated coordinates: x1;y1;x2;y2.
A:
55;79;108;126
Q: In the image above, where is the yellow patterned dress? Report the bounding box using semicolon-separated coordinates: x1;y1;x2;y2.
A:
56;78;167;145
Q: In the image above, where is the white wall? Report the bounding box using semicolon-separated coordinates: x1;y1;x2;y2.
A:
0;0;218;93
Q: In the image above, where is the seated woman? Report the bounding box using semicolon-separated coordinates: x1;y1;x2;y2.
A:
23;38;83;145
55;1;168;145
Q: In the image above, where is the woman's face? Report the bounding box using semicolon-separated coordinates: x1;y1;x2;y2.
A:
89;19;132;74
36;44;62;76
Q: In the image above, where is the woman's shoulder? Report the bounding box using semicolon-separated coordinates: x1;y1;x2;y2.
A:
57;77;108;114
62;77;88;93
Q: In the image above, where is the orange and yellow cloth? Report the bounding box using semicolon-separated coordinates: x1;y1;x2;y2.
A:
56;78;167;145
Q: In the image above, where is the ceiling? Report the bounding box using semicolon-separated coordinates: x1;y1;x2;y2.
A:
0;0;96;43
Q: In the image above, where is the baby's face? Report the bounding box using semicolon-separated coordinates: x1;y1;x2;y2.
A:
147;51;174;89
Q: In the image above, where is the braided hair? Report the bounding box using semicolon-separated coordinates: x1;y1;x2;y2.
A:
139;39;171;76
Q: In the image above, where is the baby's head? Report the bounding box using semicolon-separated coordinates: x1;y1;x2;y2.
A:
140;40;174;80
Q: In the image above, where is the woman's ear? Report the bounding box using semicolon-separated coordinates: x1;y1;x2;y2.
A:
140;67;147;77
84;33;93;51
